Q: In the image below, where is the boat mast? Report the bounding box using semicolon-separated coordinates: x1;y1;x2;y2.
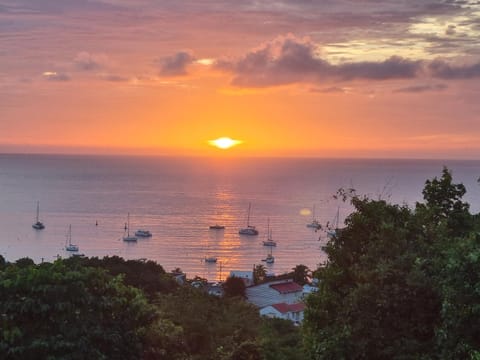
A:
36;201;40;222
127;213;130;237
247;203;251;227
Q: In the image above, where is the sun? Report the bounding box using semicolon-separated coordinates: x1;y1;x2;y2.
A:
208;137;242;150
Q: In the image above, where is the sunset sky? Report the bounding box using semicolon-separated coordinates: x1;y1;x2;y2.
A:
1;0;480;158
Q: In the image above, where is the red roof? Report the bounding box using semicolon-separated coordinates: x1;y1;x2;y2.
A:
271;302;306;314
270;282;303;294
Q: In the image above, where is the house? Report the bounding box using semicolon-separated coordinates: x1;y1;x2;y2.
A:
246;279;303;308
260;302;306;324
229;270;254;287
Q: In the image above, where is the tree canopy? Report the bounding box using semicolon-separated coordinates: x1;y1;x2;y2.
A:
304;168;480;359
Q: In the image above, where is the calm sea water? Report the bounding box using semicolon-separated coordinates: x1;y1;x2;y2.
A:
0;154;479;280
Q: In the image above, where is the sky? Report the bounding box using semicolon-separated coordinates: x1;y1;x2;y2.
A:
1;0;480;158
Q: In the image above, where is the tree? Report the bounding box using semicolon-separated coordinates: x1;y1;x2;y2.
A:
304;168;480;359
156;286;260;359
223;276;246;298
0;260;185;359
64;255;178;298
292;264;310;285
417;166;472;236
0;255;6;270
304;191;440;358
253;264;267;284
14;257;34;268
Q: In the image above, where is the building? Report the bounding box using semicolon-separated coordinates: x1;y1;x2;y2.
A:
229;270;254;287
245;279;307;323
246;279;304;308
259;302;306;324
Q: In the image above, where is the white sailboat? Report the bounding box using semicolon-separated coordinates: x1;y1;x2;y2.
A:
32;201;45;230
262;244;275;264
306;205;321;230
239;202;259;236
327;206;340;238
205;226;218;263
123;213;138;242
65;225;79;252
262;218;277;246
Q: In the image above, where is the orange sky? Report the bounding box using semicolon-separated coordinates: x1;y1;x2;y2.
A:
1;1;480;158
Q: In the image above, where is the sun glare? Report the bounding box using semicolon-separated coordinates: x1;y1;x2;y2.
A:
208;137;242;150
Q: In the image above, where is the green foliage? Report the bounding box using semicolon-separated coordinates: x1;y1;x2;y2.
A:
64;255;178;298
223;276;247;298
0;254;6;270
156;287;261;360
253;264;267;285
14;257;34;268
260;318;306;360
292;264;310;286
304;168;480;359
416;166;473;236
0;260;184;359
435;234;480;359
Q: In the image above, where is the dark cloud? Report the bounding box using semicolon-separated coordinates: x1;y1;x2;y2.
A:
429;59;480;78
216;36;330;87
157;51;195;76
101;74;129;82
310;86;346;93
393;83;448;93
216;36;423;87
74;52;106;71
337;56;422;80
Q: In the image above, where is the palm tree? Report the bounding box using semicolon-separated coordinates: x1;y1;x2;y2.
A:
292;264;310;285
253;264;267;285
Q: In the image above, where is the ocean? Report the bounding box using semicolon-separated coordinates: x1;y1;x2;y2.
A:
0;154;479;280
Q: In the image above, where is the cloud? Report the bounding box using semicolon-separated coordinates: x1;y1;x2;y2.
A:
216;35;423;87
310;86;347;94
100;74;129;82
157;51;195;76
337;56;422;80
215;35;328;87
393;83;448;93
74;52;108;71
42;71;70;81
429;59;480;79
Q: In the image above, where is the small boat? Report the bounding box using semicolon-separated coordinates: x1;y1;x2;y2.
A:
123;213;138;242
32;201;45;230
135;229;152;237
306;205;321;230
65;225;79;252
262;245;274;264
204;256;218;263
209;224;225;230
262;218;277;246
239;203;259;236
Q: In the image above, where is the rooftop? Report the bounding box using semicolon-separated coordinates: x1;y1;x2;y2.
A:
271;302;306;314
270;282;303;294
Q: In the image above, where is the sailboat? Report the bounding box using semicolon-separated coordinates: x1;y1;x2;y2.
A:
306;205;321;230
205;226;218;263
262;244;275;264
262;218;277;246
65;225;79;252
327;206;340;238
123;213;138;242
239;203;259;236
32;201;45;230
